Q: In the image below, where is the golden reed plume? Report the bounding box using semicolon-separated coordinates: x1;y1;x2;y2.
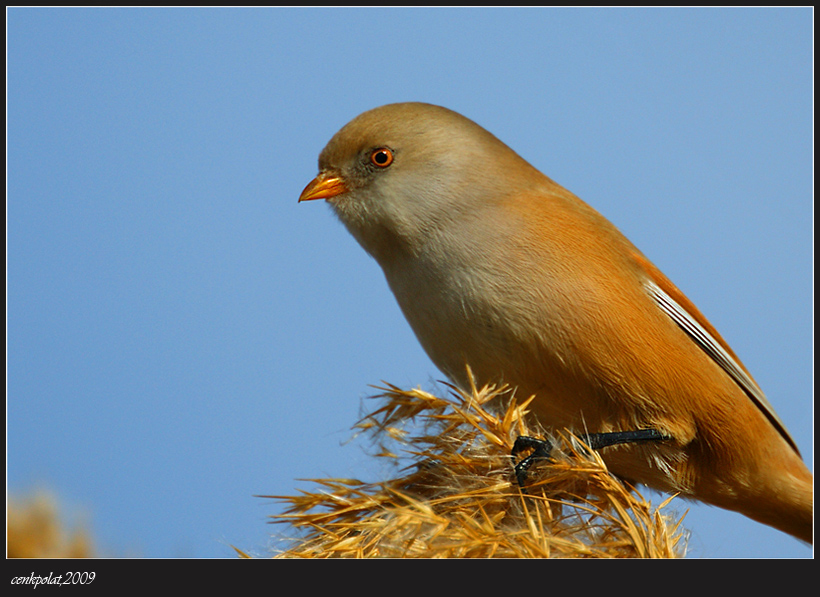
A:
264;377;687;558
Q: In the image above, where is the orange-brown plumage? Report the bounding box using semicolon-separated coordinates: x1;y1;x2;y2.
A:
300;102;813;543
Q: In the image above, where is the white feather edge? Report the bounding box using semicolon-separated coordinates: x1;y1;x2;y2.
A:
643;279;800;456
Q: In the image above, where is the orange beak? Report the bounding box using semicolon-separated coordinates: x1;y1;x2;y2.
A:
299;171;349;202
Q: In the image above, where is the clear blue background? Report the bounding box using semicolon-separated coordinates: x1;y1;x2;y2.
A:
8;7;812;558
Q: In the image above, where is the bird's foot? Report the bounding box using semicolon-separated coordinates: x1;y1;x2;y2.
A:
512;429;670;486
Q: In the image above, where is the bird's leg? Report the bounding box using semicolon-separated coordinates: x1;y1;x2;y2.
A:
512;429;669;486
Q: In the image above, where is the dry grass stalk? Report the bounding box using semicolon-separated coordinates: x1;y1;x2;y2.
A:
266;378;688;558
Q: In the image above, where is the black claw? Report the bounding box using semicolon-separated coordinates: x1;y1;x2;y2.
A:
512;435;554;457
512;428;670;487
512;436;556;487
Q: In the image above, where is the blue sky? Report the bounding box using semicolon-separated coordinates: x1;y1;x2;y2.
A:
7;7;812;558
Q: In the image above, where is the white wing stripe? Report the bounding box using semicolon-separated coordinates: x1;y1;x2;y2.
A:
644;279;799;455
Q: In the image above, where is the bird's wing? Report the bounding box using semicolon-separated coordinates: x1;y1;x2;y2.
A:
632;252;800;456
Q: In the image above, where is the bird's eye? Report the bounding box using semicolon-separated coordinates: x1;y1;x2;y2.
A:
369;148;394;168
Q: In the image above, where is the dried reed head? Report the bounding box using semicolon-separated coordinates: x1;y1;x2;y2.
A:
265;377;687;558
7;490;95;558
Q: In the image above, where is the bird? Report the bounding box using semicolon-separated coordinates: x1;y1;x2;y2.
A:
298;102;813;543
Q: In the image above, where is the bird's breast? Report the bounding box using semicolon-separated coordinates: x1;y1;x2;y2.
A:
381;233;616;430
